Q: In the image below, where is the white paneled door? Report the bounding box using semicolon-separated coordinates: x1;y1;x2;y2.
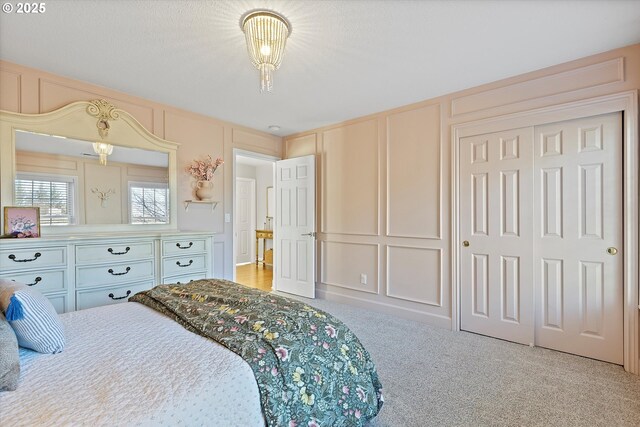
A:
460;127;535;345
534;113;622;364
235;178;255;265
275;155;316;298
460;112;623;364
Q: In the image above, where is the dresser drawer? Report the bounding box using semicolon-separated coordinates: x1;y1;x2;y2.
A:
162;238;207;256
161;273;207;285
75;241;154;264
76;281;153;311
8;269;66;293
162;254;206;277
76;259;155;288
0;246;66;270
46;294;68;314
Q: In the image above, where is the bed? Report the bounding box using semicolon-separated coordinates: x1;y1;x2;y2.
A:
0;279;383;426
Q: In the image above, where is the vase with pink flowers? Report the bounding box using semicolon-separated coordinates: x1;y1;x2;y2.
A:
186;155;223;201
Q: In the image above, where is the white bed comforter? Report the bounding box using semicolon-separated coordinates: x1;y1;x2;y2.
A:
0;302;264;426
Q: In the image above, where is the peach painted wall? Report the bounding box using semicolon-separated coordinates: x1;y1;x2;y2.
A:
0;60;282;279
284;44;640;335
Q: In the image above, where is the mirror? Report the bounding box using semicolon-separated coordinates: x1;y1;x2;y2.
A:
266;186;275;219
15;131;169;225
0;99;180;234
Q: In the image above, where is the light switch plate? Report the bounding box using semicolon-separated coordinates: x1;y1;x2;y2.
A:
225;213;231;223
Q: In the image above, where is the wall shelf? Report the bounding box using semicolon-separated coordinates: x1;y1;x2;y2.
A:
183;200;219;212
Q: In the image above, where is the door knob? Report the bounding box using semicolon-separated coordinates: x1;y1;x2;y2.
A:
607;247;618;255
462;240;470;247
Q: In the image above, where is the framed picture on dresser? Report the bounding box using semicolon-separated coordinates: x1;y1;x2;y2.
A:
3;206;40;238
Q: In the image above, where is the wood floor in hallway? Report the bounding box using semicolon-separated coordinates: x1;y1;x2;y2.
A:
235;263;273;292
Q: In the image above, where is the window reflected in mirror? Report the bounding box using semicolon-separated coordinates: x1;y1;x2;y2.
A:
15;173;77;225
14;130;170;226
129;182;169;224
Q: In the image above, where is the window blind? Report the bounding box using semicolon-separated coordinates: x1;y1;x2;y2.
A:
129;182;169;224
15;175;76;225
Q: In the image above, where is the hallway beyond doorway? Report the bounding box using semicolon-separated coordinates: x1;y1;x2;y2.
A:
236;263;272;292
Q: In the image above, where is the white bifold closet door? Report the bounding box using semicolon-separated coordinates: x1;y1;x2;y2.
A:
460;127;535;345
460;112;623;364
533;113;623;364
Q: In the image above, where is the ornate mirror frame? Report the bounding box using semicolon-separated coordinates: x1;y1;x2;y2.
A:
0;100;180;234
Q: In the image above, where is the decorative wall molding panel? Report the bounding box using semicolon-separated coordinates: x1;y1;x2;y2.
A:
450;58;625;117
285;134;316;159
386;103;442;239
386;245;442;307
321;119;379;236
0;68;21;111
320;240;379;294
232;128;278;154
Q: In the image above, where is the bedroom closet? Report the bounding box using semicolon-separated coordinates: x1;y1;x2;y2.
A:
459;112;623;364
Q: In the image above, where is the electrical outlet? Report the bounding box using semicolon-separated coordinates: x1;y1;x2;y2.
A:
360;274;367;285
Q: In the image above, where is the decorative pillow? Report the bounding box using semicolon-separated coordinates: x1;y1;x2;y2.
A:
0;312;20;391
0;279;65;354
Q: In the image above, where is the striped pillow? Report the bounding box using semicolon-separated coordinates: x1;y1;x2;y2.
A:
0;280;65;354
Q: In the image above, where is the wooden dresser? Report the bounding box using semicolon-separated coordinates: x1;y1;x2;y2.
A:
0;231;215;313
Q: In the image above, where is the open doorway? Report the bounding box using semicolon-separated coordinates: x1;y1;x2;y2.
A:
233;150;277;291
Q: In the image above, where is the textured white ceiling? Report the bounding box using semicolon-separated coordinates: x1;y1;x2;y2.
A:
1;1;639;136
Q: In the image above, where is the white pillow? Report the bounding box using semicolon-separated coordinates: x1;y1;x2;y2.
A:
0;279;65;354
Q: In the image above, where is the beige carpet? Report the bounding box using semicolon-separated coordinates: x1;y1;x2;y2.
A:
292;295;640;426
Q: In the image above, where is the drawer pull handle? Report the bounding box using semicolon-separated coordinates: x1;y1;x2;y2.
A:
176;280;194;285
108;267;131;276
26;276;42;287
176;260;193;268
8;252;41;263
108;290;132;300
176;242;193;249
108;247;131;255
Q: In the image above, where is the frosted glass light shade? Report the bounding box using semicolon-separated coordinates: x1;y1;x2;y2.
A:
242;10;291;92
92;142;113;165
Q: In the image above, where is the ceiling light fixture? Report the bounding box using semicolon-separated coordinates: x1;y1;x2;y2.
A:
268;125;281;131
92;142;113;166
241;10;291;93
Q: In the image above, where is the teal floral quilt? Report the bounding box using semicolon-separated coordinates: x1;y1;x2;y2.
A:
130;279;383;426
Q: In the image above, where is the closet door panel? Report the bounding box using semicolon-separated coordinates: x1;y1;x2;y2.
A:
534;112;623;364
460;128;534;345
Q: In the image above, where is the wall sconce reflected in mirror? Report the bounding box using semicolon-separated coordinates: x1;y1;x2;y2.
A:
266;186;275;229
92;142;113;165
